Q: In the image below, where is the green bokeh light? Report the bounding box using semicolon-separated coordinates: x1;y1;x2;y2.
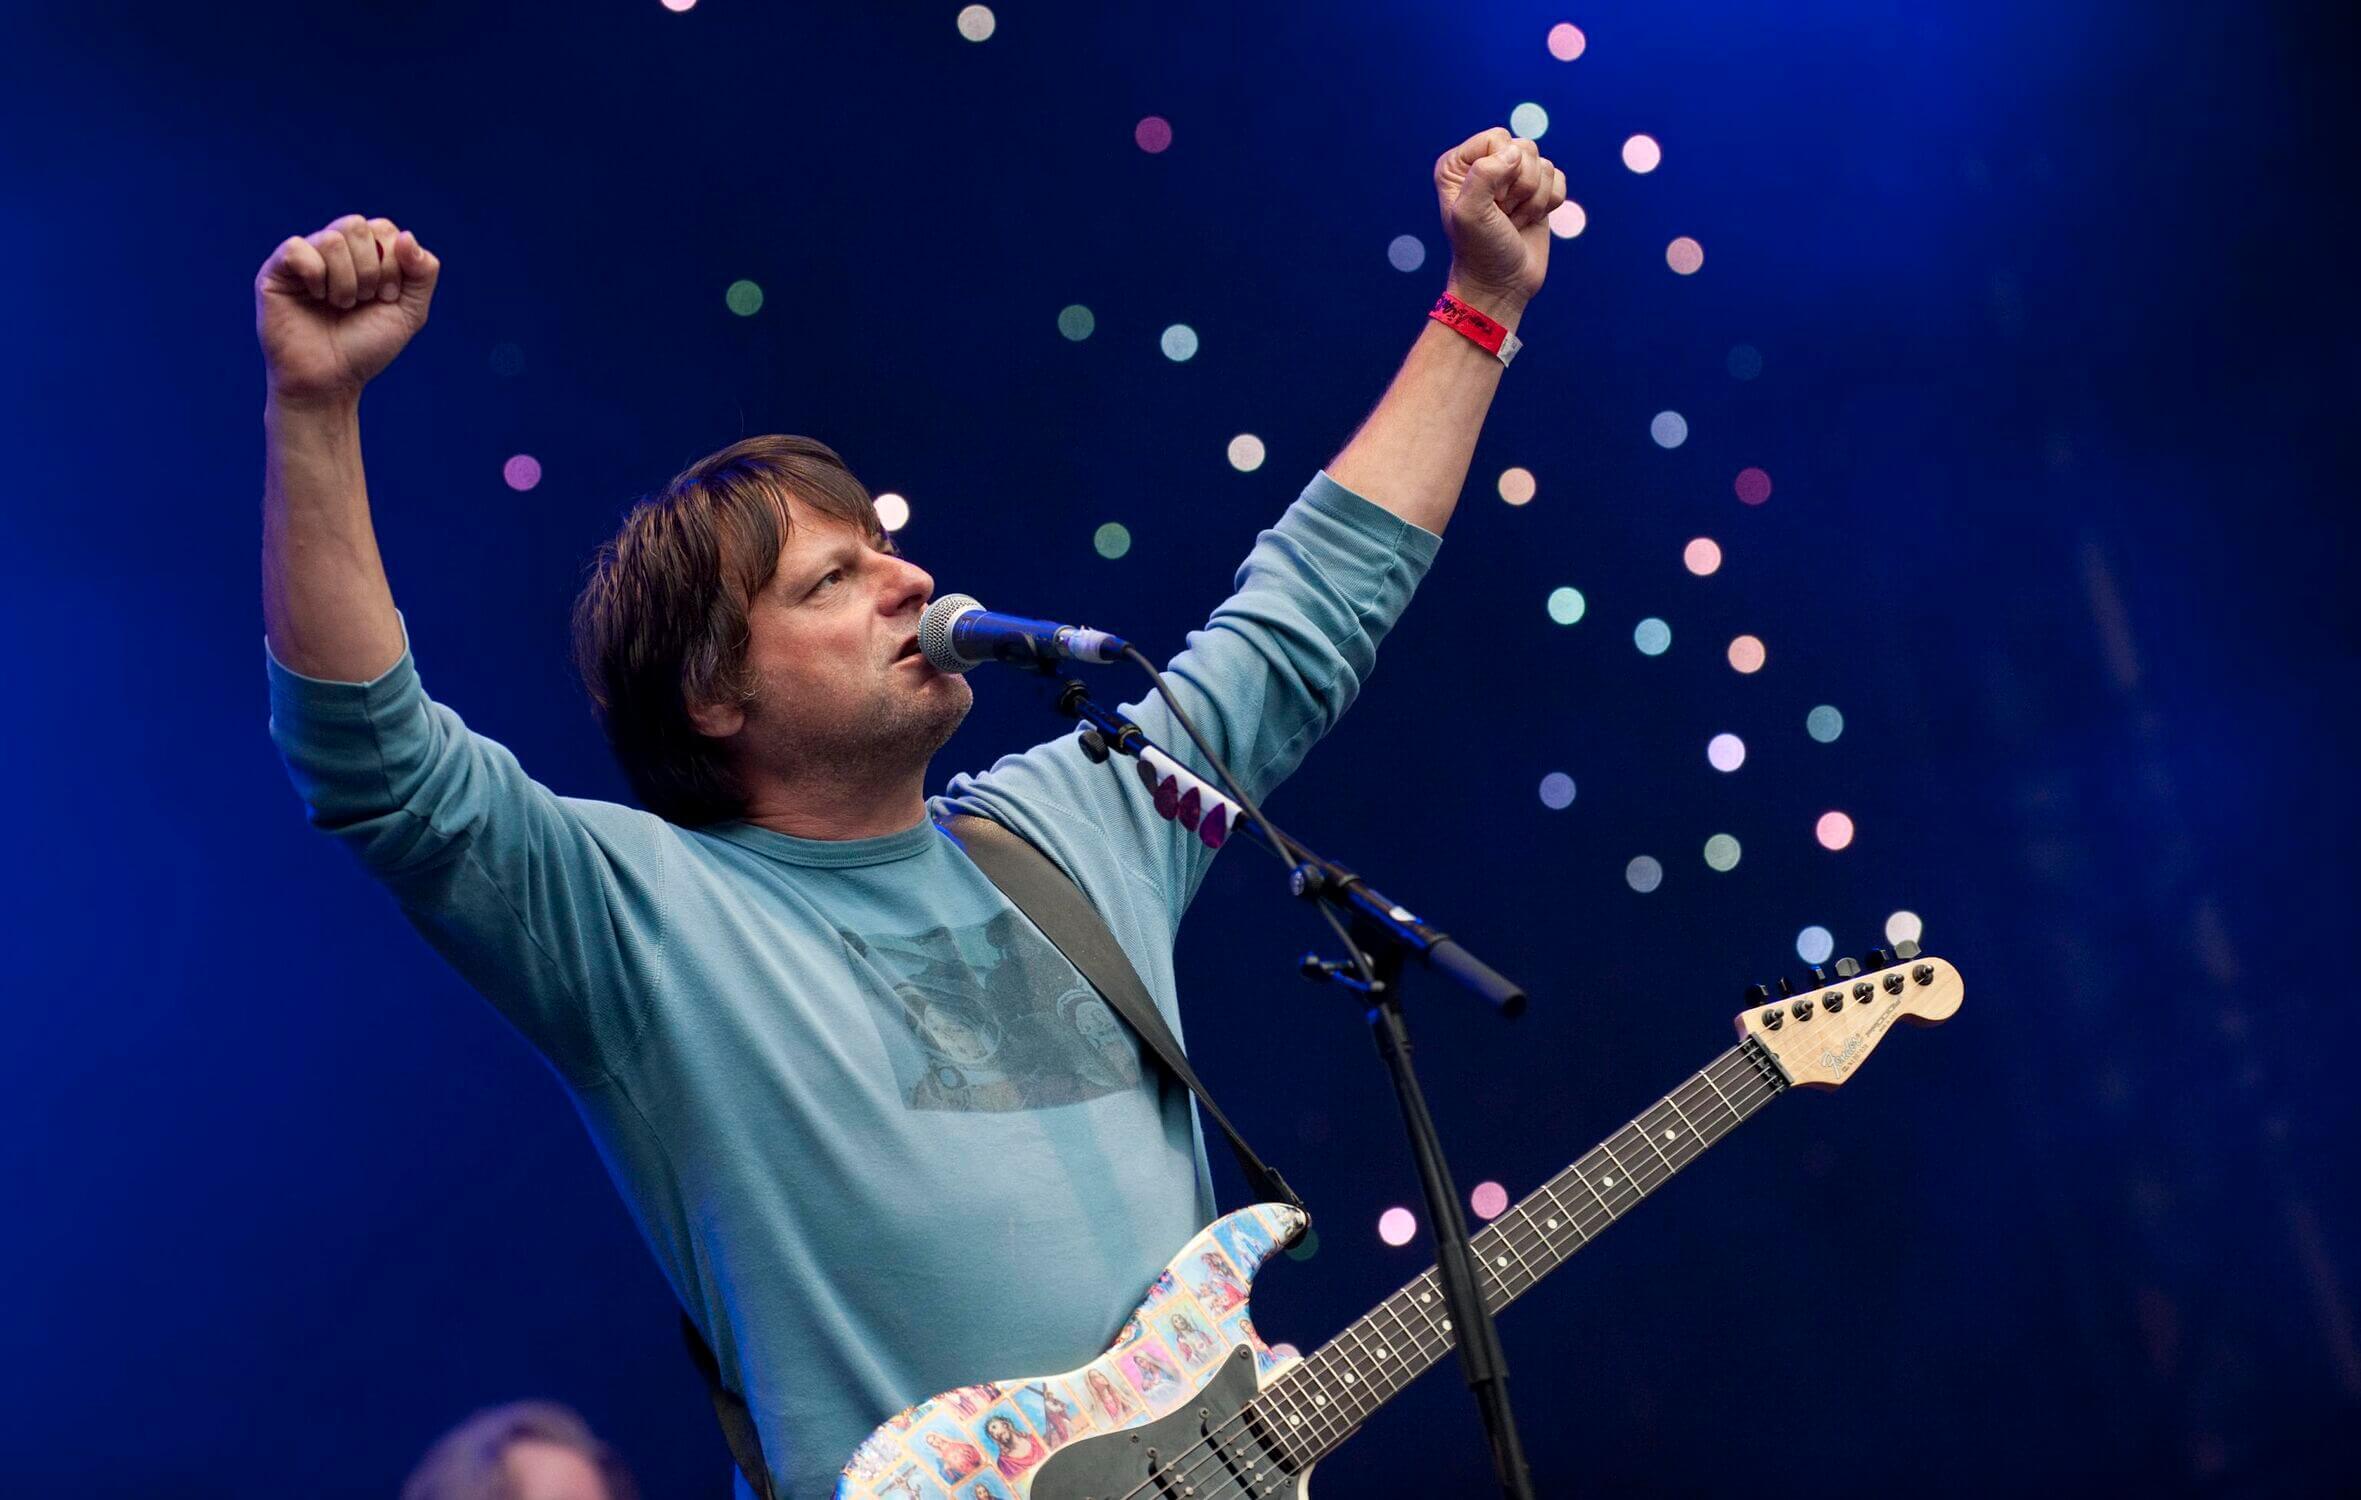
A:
725;279;764;317
1094;522;1132;559
1807;704;1845;743
1704;834;1742;872
1058;304;1095;341
1546;586;1586;625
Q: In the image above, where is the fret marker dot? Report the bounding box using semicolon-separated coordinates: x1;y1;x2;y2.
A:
1442;1320;1452;1332
1315;1395;1328;1406
1375;1347;1390;1359
1289;1415;1301;1426
1494;1256;1508;1269
1546;1218;1559;1229
1420;1293;1432;1303
1664;1127;1677;1139
1343;1371;1357;1384
1602;1176;1616;1188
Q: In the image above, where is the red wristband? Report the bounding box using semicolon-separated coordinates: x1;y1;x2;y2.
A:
1430;291;1524;366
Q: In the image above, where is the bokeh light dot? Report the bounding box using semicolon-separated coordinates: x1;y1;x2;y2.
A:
1735;467;1774;505
1727;634;1766;674
1651;410;1689;448
502;454;542;492
1817;811;1856;850
1160;324;1198;362
1378;1207;1418;1247
1626;856;1664;893
1510;102;1550;139
1471;1182;1510;1220
1547;22;1587;61
874;493;910;532
660;0;694;12
1548;200;1587;238
1797;926;1835;965
955;4;995;41
1538;772;1577;810
1094;522;1132;560
1387;234;1427;272
1684;537;1723;576
1227;434;1266;472
1057;304;1095;341
1634;617;1672;656
1135;116;1173;153
1707;733;1746;772
1727;344;1763;380
1703;834;1742;872
1666;237;1704;275
1886;910;1925;946
1623;134;1662;173
1806;704;1845;743
725;279;764;316
1546;586;1586;625
1498;467;1537;505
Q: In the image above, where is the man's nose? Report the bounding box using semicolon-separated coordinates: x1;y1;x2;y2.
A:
885;554;935;610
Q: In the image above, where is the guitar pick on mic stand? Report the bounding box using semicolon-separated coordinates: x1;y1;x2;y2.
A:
1040;667;1542;1500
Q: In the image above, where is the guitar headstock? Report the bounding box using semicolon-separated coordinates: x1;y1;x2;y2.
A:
1734;940;1963;1089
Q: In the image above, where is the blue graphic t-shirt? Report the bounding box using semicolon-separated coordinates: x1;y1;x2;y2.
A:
265;471;1439;1498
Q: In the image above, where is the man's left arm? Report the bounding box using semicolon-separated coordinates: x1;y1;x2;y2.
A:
1325;127;1567;535
938;127;1565;920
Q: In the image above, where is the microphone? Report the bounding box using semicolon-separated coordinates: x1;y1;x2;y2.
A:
917;594;1131;675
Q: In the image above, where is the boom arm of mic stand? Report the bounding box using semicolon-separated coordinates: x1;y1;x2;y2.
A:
1054;680;1529;1018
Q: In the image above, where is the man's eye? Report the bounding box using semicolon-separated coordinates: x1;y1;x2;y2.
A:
810;569;844;595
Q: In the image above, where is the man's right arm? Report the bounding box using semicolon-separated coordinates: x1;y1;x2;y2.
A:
255;216;667;1082
262;391;404;683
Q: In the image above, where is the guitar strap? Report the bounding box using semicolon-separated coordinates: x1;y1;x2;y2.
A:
681;811;1304;1500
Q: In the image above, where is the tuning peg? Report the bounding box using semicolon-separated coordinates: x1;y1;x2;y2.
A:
1834;956;1862;979
1865;947;1895;970
1746;982;1772;1004
1776;976;1796;998
1893;937;1922;961
1807;965;1832;986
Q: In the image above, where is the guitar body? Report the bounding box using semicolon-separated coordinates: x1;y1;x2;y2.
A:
837;1203;1316;1500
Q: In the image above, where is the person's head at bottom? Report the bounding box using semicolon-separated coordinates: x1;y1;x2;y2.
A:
401;1399;639;1500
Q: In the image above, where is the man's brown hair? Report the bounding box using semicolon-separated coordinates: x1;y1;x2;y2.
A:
571;435;883;827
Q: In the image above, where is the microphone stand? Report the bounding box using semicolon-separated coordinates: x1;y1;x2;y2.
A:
1040;674;1540;1500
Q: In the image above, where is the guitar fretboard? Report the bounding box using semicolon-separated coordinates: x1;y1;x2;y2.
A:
1246;1037;1790;1468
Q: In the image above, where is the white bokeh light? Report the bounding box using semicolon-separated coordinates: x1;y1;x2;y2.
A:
1796;926;1835;965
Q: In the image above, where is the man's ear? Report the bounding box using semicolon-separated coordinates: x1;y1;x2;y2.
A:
686;697;745;740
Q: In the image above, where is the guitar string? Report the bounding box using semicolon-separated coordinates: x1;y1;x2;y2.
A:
1112;1064;1779;1500
1237;1052;1780;1465
1136;1056;1779;1496
1086;1052;1785;1500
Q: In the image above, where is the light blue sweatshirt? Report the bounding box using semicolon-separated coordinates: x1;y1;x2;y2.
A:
266;471;1440;1498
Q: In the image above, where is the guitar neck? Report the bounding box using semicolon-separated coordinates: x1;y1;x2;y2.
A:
1252;1036;1792;1466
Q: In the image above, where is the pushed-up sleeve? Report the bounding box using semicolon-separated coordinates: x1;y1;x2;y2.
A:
937;469;1441;940
265;615;671;1082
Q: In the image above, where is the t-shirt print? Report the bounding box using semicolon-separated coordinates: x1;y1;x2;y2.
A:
838;910;1145;1112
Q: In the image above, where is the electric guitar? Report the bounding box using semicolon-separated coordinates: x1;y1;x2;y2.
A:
838;943;1964;1499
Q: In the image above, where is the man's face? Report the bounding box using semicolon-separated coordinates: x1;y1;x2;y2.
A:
702;498;973;791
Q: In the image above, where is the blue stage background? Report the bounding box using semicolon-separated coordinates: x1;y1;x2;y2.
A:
4;1;2353;1493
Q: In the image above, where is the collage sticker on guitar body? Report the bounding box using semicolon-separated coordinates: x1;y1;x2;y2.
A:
837;1203;1308;1499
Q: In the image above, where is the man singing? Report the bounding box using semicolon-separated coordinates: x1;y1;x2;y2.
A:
256;126;1564;1498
